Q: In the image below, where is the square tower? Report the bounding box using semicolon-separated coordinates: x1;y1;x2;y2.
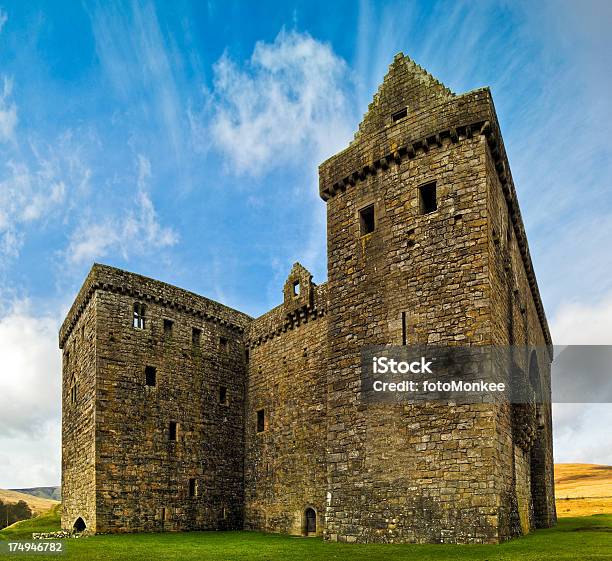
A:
320;53;555;543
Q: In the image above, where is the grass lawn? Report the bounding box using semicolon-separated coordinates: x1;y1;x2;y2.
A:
1;506;610;560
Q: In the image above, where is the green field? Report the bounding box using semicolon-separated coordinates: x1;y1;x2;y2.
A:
1;506;611;560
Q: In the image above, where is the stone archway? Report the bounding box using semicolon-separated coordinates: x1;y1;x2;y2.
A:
73;517;87;533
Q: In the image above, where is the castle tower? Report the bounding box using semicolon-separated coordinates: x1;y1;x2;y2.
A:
60;265;250;533
320;53;555;543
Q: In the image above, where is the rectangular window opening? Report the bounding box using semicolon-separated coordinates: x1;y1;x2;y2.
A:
219;336;228;351
163;319;174;337
133;302;146;329
169;421;178;441
292;280;301;296
392;107;408;121
359;204;375;236
219;386;228;406
401;312;407;346
192;327;201;346
256;409;265;433
145;365;157;387
419;182;437;214
188;478;198;497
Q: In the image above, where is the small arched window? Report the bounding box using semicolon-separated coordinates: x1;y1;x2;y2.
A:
133;302;146;329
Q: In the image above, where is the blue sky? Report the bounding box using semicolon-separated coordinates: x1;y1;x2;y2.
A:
0;0;611;487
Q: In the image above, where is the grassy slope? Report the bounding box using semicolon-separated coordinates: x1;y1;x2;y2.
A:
0;490;59;516
1;507;610;561
555;464;612;517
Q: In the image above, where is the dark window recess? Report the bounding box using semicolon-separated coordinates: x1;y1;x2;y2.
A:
145;366;157;387
256;409;265;433
401;311;407;346
245;348;250;361
163;319;174;337
188;478;197;497
392;107;408;121
70;384;77;404
219;336;228;351
169;421;178;441
191;327;201;346
133;302;146;329
220;507;227;520
219;386;228;405
419;182;437;214
359;204;375;235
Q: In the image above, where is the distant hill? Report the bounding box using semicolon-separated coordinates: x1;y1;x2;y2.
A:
555;463;612;517
9;486;61;502
0;489;59;516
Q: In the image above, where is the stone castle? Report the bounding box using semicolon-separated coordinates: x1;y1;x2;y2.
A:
60;53;556;543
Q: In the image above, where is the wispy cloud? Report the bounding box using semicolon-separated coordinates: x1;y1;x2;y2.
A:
0;77;17;143
88;1;194;184
202;29;356;176
65;155;178;265
0;154;74;267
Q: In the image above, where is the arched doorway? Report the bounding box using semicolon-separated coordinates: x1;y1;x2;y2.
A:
73;517;86;533
304;508;316;536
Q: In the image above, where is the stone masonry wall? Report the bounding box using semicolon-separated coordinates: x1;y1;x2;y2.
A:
61;264;251;533
322;131;502;543
244;277;328;535
319;53;554;543
61;295;97;533
485;140;556;536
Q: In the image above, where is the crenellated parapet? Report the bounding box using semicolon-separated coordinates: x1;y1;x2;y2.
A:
319;79;551;351
248;267;327;348
59;264;252;348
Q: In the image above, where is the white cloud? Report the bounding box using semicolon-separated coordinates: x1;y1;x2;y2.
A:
0;297;64;487
550;294;612;464
203;29;356;175
553;404;612;465
550;295;612;345
0;77;17;143
66;155;178;265
0;422;61;488
0;300;61;438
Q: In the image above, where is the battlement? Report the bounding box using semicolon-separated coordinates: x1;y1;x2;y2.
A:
59;263;252;348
